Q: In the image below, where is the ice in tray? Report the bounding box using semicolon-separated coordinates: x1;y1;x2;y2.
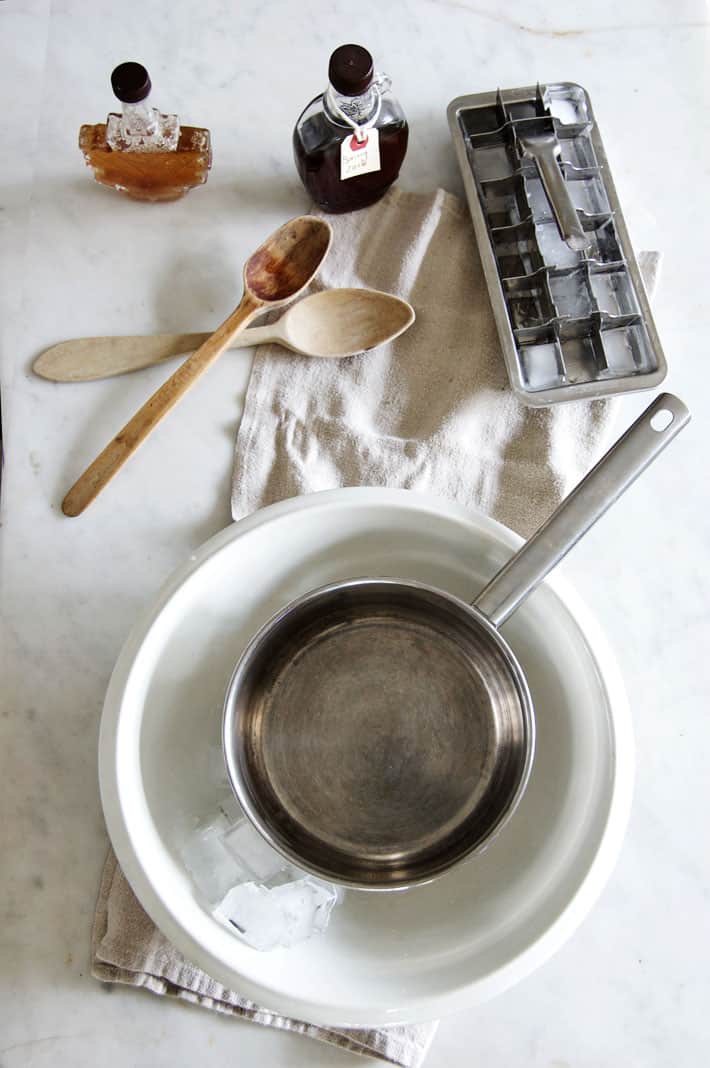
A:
448;82;668;403
549;270;594;318
590;270;639;317
601;324;655;373
534;221;583;268
520;342;564;390
181;801;342;951
545;84;590;126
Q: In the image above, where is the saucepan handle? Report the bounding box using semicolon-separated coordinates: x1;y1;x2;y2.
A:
473;393;690;628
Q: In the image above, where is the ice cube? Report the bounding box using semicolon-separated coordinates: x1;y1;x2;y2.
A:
183;798;300;901
181;820;250;904
549;271;593;318
521;343;562;390
590;272;637;317
221;818;288;883
546;87;589;126
602;328;634;371
217;877;340;951
535;222;582;268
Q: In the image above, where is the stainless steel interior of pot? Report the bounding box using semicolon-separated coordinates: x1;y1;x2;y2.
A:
224;579;534;889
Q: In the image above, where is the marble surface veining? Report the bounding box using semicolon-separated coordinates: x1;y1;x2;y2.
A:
1;1;708;1065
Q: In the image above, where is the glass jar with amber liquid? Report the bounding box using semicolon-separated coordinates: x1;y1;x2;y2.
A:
293;44;408;214
79;62;211;202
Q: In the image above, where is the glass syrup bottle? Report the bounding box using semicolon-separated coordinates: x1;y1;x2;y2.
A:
293;44;408;214
79;62;212;202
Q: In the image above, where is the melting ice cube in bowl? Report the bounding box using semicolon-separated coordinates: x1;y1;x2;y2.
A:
217;878;340;952
180;803;342;950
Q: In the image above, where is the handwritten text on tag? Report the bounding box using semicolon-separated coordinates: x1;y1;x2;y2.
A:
340;128;381;181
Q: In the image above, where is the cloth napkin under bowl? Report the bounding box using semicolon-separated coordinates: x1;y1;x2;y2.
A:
92;186;659;1066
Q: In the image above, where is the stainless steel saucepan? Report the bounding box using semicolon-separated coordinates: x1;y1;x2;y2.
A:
223;394;689;890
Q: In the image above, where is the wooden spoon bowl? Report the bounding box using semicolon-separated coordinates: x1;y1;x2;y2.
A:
245;217;332;302
280;288;415;358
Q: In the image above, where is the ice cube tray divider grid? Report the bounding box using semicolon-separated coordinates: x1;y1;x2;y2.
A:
449;83;667;404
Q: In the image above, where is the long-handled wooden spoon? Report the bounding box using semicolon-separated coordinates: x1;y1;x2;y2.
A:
34;288;414;382
61;215;332;517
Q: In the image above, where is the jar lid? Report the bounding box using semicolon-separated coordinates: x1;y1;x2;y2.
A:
111;62;152;103
328;44;374;97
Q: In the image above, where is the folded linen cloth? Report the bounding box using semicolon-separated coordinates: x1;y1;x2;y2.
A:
92;185;658;1065
231;187;659;535
92;852;438;1067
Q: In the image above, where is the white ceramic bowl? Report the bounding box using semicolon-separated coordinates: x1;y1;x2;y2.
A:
99;488;633;1026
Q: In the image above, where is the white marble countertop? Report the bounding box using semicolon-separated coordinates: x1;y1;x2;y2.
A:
1;0;708;1064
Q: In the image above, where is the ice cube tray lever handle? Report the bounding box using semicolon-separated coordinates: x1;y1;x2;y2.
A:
519;130;591;251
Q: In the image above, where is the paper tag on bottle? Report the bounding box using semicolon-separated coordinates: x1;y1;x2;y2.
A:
340;128;381;180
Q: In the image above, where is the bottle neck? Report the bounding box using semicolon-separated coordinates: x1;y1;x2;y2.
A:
120;96;158;135
323;73;391;139
324;83;379;127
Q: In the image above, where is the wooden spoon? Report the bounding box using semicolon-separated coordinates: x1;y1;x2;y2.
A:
61;215;332;517
34;289;415;382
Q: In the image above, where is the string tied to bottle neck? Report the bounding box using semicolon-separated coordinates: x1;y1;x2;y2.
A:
325;78;388;144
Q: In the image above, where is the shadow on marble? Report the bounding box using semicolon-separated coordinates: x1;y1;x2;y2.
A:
51;384;236;544
230;170;309;217
150;248;241;334
75;167;306;214
187;423;236;546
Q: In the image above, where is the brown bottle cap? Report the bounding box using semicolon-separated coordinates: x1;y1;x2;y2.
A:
111;62;152;103
328;44;374;97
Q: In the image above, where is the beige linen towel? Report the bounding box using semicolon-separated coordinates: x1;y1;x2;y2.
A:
92;186;658;1065
231;187;659;535
92;852;438;1067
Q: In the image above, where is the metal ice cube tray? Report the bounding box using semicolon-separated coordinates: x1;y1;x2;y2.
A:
448;83;667;406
